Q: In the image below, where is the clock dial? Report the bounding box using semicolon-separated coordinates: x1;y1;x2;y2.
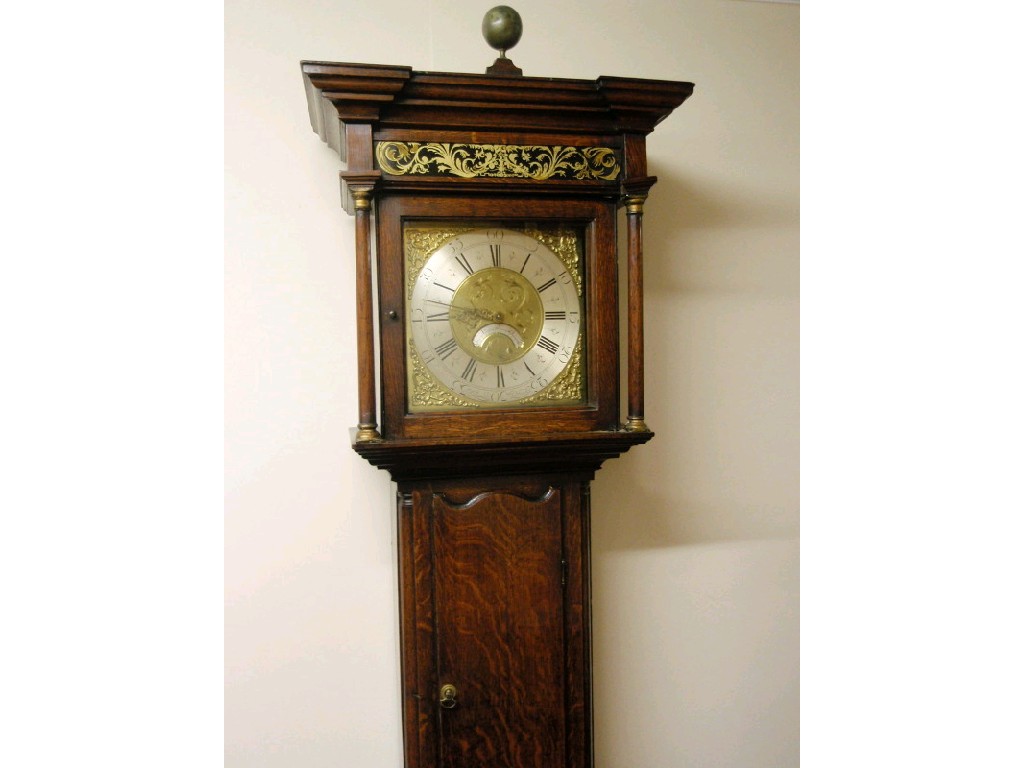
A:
406;226;584;410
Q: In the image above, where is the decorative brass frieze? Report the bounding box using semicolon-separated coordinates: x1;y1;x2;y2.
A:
376;142;620;182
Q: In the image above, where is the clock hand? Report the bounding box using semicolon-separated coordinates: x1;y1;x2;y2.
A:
426;299;500;325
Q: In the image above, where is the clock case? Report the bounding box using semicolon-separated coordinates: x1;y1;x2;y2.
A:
301;60;692;768
301;61;692;476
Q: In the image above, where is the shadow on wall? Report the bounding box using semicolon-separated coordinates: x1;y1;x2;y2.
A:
652;170;798;234
592;166;799;551
593;453;798;552
646;170;801;298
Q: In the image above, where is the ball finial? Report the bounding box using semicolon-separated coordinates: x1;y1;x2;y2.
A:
482;6;523;57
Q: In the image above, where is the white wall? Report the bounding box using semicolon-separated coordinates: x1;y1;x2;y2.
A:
225;1;799;766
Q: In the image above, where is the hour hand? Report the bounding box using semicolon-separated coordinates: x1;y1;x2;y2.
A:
450;303;497;326
426;299;496;326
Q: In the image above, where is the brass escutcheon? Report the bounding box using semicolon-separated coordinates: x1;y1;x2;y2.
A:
439;683;458;709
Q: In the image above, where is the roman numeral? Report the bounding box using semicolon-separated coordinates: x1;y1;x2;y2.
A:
496;365;505;387
435;338;458;360
434;282;456;293
426;311;450;322
490;244;501;267
454;253;474;275
537;277;556;293
537;335;559;355
461;358;478;382
545;310;566;320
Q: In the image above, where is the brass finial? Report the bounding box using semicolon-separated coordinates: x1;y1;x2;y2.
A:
483;6;524;76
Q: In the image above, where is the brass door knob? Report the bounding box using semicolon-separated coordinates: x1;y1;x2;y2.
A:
439;683;458;709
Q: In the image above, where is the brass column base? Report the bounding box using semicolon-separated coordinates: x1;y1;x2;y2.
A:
623;418;650;433
355;424;383;442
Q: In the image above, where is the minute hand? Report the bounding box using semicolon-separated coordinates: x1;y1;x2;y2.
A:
449;304;500;326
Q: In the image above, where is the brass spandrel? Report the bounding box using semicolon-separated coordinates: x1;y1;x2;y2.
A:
404;226;478;300
518;339;585;405
408;341;477;409
521;225;582;294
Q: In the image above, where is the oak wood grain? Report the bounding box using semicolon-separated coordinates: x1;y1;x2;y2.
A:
398;475;593;768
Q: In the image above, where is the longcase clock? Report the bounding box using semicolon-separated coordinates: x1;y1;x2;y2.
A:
301;8;693;767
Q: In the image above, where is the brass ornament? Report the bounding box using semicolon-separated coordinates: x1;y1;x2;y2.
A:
482;5;524;75
349;186;376;211
482;6;523;55
408;341;478;409
355;423;383;441
521;225;582;292
404;226;479;299
450;268;545;366
518;338;584;405
623;417;650;433
624;193;648;215
376;142;620;182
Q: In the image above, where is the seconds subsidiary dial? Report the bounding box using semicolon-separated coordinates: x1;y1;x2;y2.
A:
406;226;585;410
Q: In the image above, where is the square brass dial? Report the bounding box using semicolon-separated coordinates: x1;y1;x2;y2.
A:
403;221;587;412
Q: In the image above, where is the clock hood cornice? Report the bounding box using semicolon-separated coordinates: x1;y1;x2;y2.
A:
301;60;694;159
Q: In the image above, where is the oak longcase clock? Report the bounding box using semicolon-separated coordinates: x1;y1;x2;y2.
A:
301;7;693;767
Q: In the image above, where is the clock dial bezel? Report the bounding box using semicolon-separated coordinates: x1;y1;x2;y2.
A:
377;195;619;441
404;223;586;412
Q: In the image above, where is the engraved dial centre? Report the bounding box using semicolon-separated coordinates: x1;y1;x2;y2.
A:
451;267;543;365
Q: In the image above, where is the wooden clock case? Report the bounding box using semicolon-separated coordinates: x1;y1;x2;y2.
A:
301;59;692;768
